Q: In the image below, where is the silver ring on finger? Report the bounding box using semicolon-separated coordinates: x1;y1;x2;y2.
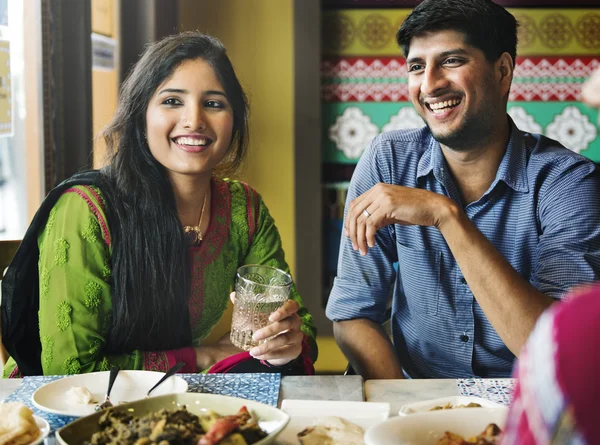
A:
363;209;371;218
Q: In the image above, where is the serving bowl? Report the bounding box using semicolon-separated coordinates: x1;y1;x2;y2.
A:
56;392;290;445
365;407;508;445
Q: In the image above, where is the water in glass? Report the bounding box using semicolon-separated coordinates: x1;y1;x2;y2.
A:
230;265;292;350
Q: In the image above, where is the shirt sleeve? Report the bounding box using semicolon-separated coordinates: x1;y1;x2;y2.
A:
326;136;399;324
531;158;600;298
38;187;195;375
243;191;318;362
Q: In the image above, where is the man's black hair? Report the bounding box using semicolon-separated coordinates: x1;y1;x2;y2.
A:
397;0;518;65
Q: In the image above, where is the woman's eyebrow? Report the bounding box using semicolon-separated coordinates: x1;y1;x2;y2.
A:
157;88;227;97
157;88;187;95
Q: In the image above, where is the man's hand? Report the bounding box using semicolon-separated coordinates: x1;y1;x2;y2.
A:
344;183;450;255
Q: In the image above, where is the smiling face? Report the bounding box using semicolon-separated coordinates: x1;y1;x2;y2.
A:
406;30;511;151
145;58;234;179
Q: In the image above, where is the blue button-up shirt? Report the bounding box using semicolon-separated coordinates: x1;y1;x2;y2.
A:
326;119;600;378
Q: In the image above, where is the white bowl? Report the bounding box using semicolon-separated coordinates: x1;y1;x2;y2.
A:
398;396;505;415
365;407;508;445
56;392;290;445
29;415;50;445
32;370;188;417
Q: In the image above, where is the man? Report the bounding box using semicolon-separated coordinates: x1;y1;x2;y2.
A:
326;0;600;379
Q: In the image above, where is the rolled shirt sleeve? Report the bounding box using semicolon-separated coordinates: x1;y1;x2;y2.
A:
326;135;398;325
530;157;600;298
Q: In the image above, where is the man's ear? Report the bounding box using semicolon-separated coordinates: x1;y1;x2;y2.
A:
496;52;514;97
497;52;514;81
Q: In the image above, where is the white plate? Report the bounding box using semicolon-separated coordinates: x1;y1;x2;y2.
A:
56;392;289;445
32;370;188;417
365;407;508;445
398;396;505;415
30;415;50;445
278;399;390;445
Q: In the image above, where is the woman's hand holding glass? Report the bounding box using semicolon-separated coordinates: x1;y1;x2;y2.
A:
248;298;304;366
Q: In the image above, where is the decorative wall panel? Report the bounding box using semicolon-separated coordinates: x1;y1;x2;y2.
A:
322;8;600;172
323;9;600;56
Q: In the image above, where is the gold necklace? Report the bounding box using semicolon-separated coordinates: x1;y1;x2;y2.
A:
183;191;208;247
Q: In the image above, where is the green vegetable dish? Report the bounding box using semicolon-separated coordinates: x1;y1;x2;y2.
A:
83;405;268;445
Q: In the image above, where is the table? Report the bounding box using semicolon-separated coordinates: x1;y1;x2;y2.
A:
0;375;514;444
1;375;365;407
2;375;514;413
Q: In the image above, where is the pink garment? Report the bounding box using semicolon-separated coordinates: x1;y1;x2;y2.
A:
503;286;600;444
207;335;315;375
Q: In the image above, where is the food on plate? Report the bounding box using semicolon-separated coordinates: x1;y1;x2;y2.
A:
297;416;365;445
0;402;41;445
65;385;94;404
437;423;502;445
83;405;267;445
429;402;482;411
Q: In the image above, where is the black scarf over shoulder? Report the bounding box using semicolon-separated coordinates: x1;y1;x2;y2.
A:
2;170;104;375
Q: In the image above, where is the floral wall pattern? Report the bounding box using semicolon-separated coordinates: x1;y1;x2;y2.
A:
321;5;600;298
323;8;600;167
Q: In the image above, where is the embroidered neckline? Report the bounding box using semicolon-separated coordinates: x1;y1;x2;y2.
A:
188;176;231;328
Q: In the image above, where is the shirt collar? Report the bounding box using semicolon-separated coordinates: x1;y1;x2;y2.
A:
416;117;529;193
493;117;529;193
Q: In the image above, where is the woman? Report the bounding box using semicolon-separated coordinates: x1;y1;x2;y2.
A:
2;32;316;377
500;67;600;444
502;285;600;444
581;66;600;108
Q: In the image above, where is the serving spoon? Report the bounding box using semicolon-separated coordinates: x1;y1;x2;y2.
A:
96;366;120;411
145;361;185;398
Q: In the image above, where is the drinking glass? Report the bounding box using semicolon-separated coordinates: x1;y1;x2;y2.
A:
230;264;292;351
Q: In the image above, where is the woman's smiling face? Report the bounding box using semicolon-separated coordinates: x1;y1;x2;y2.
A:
145;58;234;178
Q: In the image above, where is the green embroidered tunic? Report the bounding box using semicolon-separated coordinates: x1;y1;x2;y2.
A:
3;176;317;377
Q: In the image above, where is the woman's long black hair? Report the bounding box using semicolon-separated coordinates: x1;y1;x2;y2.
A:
99;32;249;353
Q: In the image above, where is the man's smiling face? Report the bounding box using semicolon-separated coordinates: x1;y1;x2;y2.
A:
406;30;508;151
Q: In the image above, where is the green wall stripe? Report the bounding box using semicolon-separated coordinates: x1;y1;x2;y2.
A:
323;102;600;164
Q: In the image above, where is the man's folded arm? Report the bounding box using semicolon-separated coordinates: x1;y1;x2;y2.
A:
333;318;404;380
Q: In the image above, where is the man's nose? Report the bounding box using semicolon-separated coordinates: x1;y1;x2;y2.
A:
420;66;449;96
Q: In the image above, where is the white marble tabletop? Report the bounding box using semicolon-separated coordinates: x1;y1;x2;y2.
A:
365;378;458;416
0;377;21;402
279;375;364;404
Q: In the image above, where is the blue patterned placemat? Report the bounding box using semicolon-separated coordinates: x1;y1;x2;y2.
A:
456;378;516;406
183;373;280;406
4;372;281;432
